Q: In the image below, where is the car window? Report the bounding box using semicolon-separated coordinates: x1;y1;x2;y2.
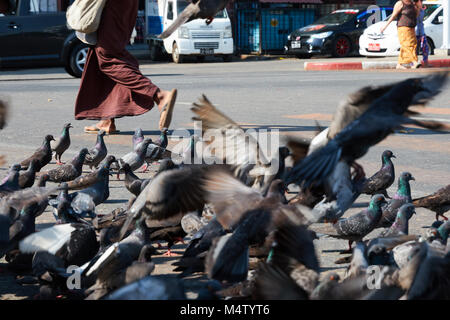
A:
432;7;442;24
26;0;70;15
314;10;359;25
423;4;440;21
176;0;226;18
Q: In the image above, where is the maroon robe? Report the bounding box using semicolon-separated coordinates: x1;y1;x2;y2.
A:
74;0;159;120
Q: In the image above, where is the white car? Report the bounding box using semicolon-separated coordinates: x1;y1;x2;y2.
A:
359;1;443;57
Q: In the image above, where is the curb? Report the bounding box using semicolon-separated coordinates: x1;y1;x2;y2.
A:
304;58;450;71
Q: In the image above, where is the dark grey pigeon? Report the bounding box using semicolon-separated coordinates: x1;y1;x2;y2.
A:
0;164;21;197
158;0;231;39
84;130;108;170
120;163;150;197
380;203;416;237
18;159;39;189
67;155;117;191
376;172;415;228
361;150;396;198
114;138;152;179
52;123;72;165
20;135;55;171
285;73;448;189
310;194;387;251
43;148;89;183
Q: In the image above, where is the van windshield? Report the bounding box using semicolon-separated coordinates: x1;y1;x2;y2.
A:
383;4;440;21
176;0;227;18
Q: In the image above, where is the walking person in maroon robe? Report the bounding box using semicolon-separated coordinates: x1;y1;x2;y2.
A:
75;0;177;134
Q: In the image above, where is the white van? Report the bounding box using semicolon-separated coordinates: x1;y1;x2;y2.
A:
146;0;234;63
359;1;443;57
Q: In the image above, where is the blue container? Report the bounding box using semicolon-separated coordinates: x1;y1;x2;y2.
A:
236;9;260;53
261;8;315;51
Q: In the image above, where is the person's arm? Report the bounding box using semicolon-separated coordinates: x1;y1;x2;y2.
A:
381;1;403;33
415;2;421;17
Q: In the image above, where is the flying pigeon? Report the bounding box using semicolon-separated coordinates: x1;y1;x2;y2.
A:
285;73;448;189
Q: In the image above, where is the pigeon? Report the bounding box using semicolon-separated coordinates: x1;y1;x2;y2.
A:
191;95;288;190
118;164;221;241
252;220;320;299
42;148;89;183
379;203;416;237
147;216;187;256
20;135;55;171
66;155;117;191
173;217;226;276
19;223;99;267
376;172;415;228
114;138;152;179
412;184;450;221
158;0;230;39
119;163;150;197
84;245;156;300
361;150;396;198
0;202;42;259
285;73;449;189
18;159;39;189
138;127;171;172
51;123;72;165
0;164;21;197
84;130;108;170
106;275;186;300
310;194;388;251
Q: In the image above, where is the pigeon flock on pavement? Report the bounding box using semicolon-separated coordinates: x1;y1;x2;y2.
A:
0;72;449;300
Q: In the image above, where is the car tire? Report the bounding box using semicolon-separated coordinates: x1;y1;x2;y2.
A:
68;43;89;78
332;35;351;58
172;43;184;64
222;54;232;62
427;37;435;55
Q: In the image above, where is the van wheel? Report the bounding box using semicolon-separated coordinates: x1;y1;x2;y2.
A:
68;43;89;78
172;43;184;64
427;37;435;55
222;54;232;62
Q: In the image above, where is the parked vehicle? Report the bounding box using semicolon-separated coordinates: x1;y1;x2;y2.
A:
359;1;443;57
146;0;234;63
284;6;393;58
0;0;88;77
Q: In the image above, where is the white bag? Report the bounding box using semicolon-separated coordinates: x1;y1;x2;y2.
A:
66;0;108;34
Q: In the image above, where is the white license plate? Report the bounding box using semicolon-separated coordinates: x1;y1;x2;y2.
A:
291;41;301;49
200;48;214;55
368;43;381;51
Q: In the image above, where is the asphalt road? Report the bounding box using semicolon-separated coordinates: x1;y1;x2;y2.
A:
0;58;449;299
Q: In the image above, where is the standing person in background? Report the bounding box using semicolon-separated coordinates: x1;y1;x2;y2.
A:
75;0;178;134
415;0;429;67
381;0;421;69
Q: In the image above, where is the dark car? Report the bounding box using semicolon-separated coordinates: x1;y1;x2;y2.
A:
0;0;88;77
284;6;393;58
